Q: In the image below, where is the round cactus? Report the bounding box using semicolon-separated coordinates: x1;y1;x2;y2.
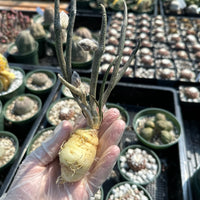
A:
160;130;173;144
31;73;49;86
30;23;46;39
13;96;35;115
44;6;54;25
75;27;92;39
72;35;89;62
15;30;36;54
144;120;155;129
140;127;154;141
155;113;166;121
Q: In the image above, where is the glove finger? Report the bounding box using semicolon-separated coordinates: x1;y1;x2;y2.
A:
98;108;121;138
87;145;120;194
29;120;73;166
97;119;125;157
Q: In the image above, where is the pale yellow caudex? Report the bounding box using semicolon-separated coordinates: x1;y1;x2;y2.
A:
54;0;140;183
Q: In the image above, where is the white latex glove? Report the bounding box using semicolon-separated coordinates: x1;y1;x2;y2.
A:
3;108;125;200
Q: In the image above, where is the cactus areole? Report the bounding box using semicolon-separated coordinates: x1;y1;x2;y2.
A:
54;0;140;183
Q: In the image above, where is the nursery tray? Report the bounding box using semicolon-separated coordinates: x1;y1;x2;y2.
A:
0;65;191;200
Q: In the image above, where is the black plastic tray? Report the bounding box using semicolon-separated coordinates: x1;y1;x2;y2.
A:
0;65;191;200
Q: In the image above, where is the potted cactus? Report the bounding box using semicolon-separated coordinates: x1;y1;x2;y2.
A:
7;30;39;65
3;93;42;126
25;69;57;97
133;108;182;149
30;23;47;58
0;54;25;103
71;35;93;69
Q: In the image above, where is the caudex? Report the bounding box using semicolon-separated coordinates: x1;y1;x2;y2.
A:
54;0;140;183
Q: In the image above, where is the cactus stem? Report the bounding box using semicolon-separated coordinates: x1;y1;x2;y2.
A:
54;0;67;80
89;3;107;123
65;0;77;83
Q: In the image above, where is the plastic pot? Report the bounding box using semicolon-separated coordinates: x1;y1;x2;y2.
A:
7;42;39;65
72;56;93;70
27;126;55;155
105;181;152;200
25;69;57;96
46;97;82;127
0;131;19;172
3;93;42;126
35;37;46;58
106;103;130;128
133;107;182;149
0;67;25;103
117;144;161;185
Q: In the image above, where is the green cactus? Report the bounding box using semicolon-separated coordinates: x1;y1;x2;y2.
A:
140;127;154;141
160;130;173;144
72;35;90;62
15;30;36;54
13;96;35;115
75;27;92;39
155;113;166;121
30;23;46;39
155;120;174;132
31;73;49;86
144;120;155;129
44;6;54;25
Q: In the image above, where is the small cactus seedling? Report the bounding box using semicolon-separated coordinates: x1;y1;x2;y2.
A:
54;0;140;183
13;96;35;115
31;73;49;86
30;23;46;39
15;30;36;54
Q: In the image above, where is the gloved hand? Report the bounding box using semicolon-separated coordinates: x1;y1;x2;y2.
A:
4;108;125;200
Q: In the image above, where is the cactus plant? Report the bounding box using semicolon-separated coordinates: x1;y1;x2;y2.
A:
72;35;90;62
160;130;173;144
75;27;92;39
31;73;49;86
0;54;15;92
49;23;67;42
140;127;154;141
15;30;36;54
13;96;35;115
43;6;54;26
30;23;46;39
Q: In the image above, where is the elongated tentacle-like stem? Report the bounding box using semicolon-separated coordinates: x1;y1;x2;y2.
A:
89;4;107;127
65;0;76;83
54;0;67;80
